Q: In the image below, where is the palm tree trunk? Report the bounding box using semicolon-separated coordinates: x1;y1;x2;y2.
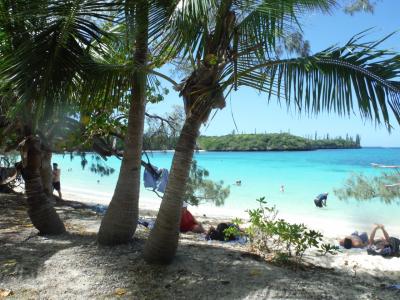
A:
18;136;65;234
143;113;203;264
97;0;148;245
40;149;53;197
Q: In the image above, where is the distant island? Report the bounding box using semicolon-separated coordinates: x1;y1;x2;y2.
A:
197;133;361;151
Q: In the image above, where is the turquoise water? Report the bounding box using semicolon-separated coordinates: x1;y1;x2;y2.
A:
54;148;400;231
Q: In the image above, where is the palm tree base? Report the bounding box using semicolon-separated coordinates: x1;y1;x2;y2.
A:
97;212;137;245
28;202;66;235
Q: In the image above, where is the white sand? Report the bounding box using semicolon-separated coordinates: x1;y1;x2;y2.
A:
63;187;400;238
1;190;399;300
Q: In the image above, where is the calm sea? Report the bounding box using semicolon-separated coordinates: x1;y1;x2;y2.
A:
55;148;400;234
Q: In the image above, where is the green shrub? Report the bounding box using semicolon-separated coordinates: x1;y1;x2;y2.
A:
318;243;340;256
222;218;243;241
244;197;333;266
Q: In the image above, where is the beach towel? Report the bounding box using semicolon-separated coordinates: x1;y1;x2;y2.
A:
143;165;160;189
138;219;155;229
157;169;169;193
143;167;169;193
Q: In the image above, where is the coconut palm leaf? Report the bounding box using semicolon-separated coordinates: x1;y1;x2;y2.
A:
224;32;400;128
1;0;178;121
0;0;123;122
234;0;335;58
159;0;335;66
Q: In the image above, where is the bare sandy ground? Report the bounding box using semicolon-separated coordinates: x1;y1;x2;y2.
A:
1;193;399;300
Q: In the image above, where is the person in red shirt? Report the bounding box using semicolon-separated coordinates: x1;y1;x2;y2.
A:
180;202;205;233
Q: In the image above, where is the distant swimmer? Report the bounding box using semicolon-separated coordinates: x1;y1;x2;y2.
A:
235;180;242;186
314;192;328;208
280;185;285;193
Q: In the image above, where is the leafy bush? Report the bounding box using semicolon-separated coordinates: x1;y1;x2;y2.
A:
222;218;243;241
318;243;340;256
184;160;230;206
244;197;334;266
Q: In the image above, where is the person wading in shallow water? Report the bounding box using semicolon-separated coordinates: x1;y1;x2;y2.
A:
52;163;62;200
314;192;328;208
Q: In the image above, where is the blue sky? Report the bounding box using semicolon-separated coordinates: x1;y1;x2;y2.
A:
147;1;400;147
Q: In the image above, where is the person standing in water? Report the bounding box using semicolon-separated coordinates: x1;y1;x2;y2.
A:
52;163;62;200
314;192;328;208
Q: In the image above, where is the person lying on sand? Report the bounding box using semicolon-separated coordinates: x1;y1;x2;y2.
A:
339;231;369;249
180;202;205;233
367;224;400;257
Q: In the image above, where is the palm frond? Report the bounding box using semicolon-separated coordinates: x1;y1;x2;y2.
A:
234;0;335;67
0;0;123;122
223;32;400;129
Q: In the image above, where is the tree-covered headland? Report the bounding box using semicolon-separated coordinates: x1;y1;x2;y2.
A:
198;133;361;151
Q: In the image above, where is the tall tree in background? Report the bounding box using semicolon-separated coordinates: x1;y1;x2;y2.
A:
144;0;400;264
344;0;375;15
334;163;400;204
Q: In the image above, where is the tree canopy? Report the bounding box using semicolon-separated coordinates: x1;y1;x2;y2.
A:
198;133;360;151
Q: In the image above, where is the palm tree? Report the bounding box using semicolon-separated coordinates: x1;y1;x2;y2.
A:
96;0;150;245
16;135;66;234
143;0;400;264
0;0;119;234
95;0;182;245
1;0;180;241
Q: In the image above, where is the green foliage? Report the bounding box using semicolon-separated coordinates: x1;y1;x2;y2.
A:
143;105;184;151
318;243;340;256
344;0;375;15
198;133;360;151
61;152;115;178
334;172;400;204
0;154;18;167
223;218;243;241
245;197;332;266
184;160;230;207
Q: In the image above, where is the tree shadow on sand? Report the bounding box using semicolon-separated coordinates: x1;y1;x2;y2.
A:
2;232;396;299
1;193;398;299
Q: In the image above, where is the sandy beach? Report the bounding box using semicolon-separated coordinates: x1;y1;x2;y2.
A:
1;191;399;299
63;187;400;242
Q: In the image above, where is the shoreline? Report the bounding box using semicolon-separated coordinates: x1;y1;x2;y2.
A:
62;188;400;242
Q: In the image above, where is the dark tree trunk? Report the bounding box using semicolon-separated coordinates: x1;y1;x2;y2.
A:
18;136;65;234
142;0;235;263
97;0;149;245
40;149;53;197
143;113;203;264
